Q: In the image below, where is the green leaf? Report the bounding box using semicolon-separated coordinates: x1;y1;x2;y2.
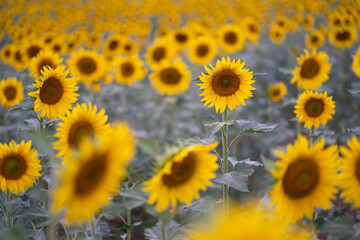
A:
101;202;125;220
0;227;29;240
278;68;293;75
144;220;184;240
137;139;159;156
7;100;34;115
348;88;360;95
235;120;278;135
28;131;55;156
238;158;263;167
214;171;252;192
260;154;277;172
253;72;267;77
120;184;147;210
347;127;360;135
320;216;358;240
191;77;202;84
203;116;234;138
188;196;216;213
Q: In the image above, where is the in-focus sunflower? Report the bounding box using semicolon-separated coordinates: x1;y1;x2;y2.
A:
28;66;79;119
269;135;338;224
113;55;146;85
143;142;218;212
188;36;218;65
217;24;245;53
0;141;41;194
294;91;335;129
0;77;24;109
353;47;360;78
339;136;360;208
269;25;286;44
67;49;106;85
198;57;255;113
305;30;325;49
52;123;135;223
146;38;176;68
291;49;331;90
0;44;13;64
29;50;63;77
21;39;44;65
328;27;358;49
150;58;191;95
269;82;287;102
103;34;122;58
53;102;111;164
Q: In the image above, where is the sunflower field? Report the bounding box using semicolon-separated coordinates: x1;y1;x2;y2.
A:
0;0;360;239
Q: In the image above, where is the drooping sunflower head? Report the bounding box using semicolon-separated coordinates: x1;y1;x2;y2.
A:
352;47;360;78
188;35;218;65
198;57;255;113
29;50;63;77
269;135;339;224
113;55;146;85
53;102;111;164
328;27;358;49
305;30;325;49
28;66;79;119
143;142;218;212
268;82;287;102
291;49;331;90
0;77;24;109
0;140;42;194
146;38;176;68
217;24;245;53
150;58;191;95
294;90;335;129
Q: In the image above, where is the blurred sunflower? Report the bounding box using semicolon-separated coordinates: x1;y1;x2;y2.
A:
294;91;335;129
270;135;338;224
291;49;331;90
0;77;24;108
328;11;343;29
150;58;191;95
146;38;176;68
0;44;13;64
120;38;138;56
53;102;111;164
48;36;67;56
67;49;106;85
103;34;122;58
28;66;79;119
0;141;41;194
86;32;102;50
188;36;218;65
21;39;44;65
171;28;192;50
269;25;286;44
339;136;360;208
302;14;315;30
198;57;255;113
328;27;358;49
143;142;218;212
268;82;287;102
11;46;27;70
305;30;325;49
65;34;81;53
29;50;63;77
217;24;245;53
241;17;260;44
113;55;146;85
52;123;135;223
353;47;360;78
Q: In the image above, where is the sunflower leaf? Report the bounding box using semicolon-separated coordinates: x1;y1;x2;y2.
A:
320;216;358;240
260;154;277;172
191;77;202;84
253;72;267;77
235;120;278;135
7;99;34;116
137;139;159;156
214;171;252;192
203;116;234;138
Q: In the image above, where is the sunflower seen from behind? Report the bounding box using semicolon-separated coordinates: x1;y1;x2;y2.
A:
150;58;191;95
52;123;135;223
0;141;42;194
294;91;335;129
291;49;331;90
269;82;287;102
0;77;24;109
269;135;338;224
29;50;63;77
143;142;218;212
188;35;218;65
113;55;146;85
28;66;79;119
352;47;360;78
198;57;255;114
217;24;245;54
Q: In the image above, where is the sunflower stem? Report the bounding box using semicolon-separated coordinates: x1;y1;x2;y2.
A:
60;221;72;240
122;85;127;120
310;126;315;147
48;213;57;240
268;102;273;123
171;98;177;137
5;190;12;229
4;113;9;142
159;218;166;240
91;216;96;238
127;209;131;240
221;107;229;221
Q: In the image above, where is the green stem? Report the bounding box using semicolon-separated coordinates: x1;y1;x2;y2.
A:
268;102;273;122
5;190;11;228
48;214;56;240
221;107;229;220
91;217;96;238
60;221;72;240
171;99;177;137
122;85;127;120
4;113;9;142
39;117;44;136
159;218;166;240
127;209;131;240
310;126;315;147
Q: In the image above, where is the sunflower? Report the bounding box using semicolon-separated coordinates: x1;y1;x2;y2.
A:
0;77;24;109
146;38;176;68
217;24;245;53
328;27;358;49
269;82;287;102
29;50;63;77
103;34;122;58
328;11;343;29
353;47;360;78
113;55;146;85
269;135;338;224
52;123;135;223
269;25;286;44
241;17;260;44
305;30;325;49
291;49;331;90
67;49;106;85
53;102;111;164
0;44;13;64
143;142;218;212
11;46;27;70
86;32;102;50
150;58;191;95
28;66;79;119
0;141;42;194
339;136;360;208
48;37;67;56
302;14;315;30
188;36;217;65
21;39;44;65
171;28;192;50
198;57;255;113
294;91;335;129
120;38;138;56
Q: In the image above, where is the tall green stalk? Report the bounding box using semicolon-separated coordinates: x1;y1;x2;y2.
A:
221;108;229;220
5;190;12;228
127;209;131;240
159;218;166;240
310;126;315;147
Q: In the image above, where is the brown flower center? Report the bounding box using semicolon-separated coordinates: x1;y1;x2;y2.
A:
67;121;95;148
334;19;341;26
109;40;119;50
37;59;55;74
152;47;165;62
335;30;350;41
305;98;324;118
74;153;107;196
272;89;280;97
4;50;11;57
163;153;196;187
211;69;240;96
121;62;135;77
311;36;319;43
45;37;53;44
77;57;97;75
124;44;132;51
175;33;188;43
160;67;181;85
1;154;27;180
26;45;41;59
196;44;209;57
248;24;256;33
300;58;320;78
53;44;61;53
355;157;360;183
4;86;17;101
14;50;23;62
282;158;319;199
39;77;64;105
224;31;237;44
